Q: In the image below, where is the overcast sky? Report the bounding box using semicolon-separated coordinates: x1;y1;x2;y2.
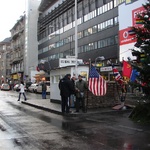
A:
0;0;26;41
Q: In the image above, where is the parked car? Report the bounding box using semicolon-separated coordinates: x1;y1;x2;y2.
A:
1;83;10;91
35;81;50;94
28;83;38;93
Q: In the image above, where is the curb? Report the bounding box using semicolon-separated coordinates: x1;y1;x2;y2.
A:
22;101;62;115
22;101;81;117
21;101;133;117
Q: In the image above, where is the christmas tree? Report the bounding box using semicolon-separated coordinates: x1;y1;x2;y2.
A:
128;1;150;123
129;1;150;99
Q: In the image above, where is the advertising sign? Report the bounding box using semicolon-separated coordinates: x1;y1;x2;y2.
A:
119;0;146;61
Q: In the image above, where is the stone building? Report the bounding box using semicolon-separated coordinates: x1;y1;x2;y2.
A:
9;0;41;83
10;15;25;84
0;38;11;84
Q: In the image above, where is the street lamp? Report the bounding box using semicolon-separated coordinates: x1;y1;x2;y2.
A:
40;59;51;73
95;56;105;67
75;0;78;78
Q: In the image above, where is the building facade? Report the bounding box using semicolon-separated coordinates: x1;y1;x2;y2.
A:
9;0;41;83
37;0;120;72
10;15;25;83
24;0;41;81
0;38;11;84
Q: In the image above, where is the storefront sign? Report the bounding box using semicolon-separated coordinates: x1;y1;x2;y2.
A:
100;66;112;72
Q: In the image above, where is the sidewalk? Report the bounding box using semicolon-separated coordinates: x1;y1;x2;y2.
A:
21;98;133;116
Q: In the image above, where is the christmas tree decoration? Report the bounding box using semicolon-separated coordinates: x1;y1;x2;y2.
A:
136;18;144;24
140;53;146;62
128;29;136;35
128;0;150;98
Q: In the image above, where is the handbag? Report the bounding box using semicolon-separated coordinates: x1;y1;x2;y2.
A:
16;88;20;92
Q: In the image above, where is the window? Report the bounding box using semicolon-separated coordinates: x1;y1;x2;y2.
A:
84;14;88;22
114;0;119;7
79;46;84;53
84;45;89;52
88;28;93;35
84;29;89;36
114;17;119;25
59;52;64;58
43;47;48;52
98;24;102;31
115;35;118;44
78;31;83;39
89;43;94;50
97;7;102;15
94;41;97;49
92;25;97;34
107;37;114;46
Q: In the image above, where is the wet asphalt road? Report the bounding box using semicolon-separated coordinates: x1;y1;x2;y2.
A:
0;90;150;150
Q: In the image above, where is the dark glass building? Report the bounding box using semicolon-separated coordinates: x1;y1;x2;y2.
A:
38;0;120;69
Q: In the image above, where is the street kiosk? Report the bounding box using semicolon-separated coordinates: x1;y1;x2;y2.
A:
50;65;89;103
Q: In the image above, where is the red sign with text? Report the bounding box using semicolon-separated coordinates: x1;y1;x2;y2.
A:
132;6;145;26
119;27;136;45
120;6;145;45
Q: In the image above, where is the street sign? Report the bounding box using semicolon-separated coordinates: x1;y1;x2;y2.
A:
100;66;112;72
59;58;83;67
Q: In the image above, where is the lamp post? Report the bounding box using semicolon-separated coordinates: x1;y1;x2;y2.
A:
95;56;105;67
75;0;78;77
40;59;51;74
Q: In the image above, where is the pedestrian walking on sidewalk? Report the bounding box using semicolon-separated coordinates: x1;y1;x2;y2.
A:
75;75;88;112
18;81;27;101
42;81;47;99
59;74;74;114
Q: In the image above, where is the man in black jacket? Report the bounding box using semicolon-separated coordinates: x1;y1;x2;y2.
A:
59;74;74;114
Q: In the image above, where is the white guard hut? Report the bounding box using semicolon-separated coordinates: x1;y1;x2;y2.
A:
50;65;89;103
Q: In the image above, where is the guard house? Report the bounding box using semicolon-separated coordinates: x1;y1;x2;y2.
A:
50;65;89;103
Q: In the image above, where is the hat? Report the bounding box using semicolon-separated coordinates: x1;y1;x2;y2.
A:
66;74;71;77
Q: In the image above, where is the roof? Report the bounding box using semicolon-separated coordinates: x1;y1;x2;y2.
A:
0;37;11;43
51;64;89;71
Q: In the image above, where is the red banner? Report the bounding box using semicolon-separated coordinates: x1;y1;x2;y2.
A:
122;60;132;78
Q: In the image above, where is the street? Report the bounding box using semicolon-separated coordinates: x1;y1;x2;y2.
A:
0;90;150;150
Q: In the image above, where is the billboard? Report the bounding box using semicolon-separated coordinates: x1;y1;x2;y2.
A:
119;0;147;61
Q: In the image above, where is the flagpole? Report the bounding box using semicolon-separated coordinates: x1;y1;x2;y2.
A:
112;63;121;103
86;58;91;112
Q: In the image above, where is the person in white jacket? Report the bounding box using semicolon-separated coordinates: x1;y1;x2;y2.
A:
18;81;27;101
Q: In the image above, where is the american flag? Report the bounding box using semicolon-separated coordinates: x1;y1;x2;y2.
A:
88;66;107;96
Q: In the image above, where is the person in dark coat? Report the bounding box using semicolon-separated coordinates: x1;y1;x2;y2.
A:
59;74;74;114
42;81;47;99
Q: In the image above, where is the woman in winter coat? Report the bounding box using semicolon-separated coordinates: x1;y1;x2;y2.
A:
18;81;27;101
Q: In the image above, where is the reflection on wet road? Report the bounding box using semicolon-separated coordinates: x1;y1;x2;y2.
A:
0;91;150;150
